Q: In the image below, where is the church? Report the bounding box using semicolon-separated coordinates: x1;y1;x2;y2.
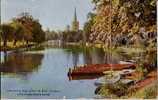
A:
65;8;79;32
71;8;79;31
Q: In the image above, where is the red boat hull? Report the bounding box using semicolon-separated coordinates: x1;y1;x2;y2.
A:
68;64;136;76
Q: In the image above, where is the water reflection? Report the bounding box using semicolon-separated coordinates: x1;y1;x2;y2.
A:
0;52;44;77
1;45;137;98
63;45;127;67
0;45;131;81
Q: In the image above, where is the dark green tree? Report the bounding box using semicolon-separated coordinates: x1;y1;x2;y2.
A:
32;20;45;43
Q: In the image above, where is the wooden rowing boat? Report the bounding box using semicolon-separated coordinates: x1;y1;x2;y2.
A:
68;64;136;76
94;73;121;85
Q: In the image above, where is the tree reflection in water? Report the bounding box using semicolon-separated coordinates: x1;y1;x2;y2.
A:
0;52;44;79
64;45;127;67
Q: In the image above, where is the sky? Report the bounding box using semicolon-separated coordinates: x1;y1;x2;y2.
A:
1;0;94;31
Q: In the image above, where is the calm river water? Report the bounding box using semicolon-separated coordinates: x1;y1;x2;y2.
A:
1;45;128;99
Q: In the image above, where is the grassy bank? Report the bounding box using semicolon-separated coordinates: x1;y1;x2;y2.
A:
0;41;36;51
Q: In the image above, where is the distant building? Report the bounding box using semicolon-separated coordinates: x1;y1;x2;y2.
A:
66;25;70;32
71;8;79;31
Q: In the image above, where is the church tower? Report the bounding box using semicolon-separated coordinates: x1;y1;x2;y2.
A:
71;8;79;31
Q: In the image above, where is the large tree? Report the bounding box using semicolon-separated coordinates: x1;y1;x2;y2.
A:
88;0;156;47
14;12;45;44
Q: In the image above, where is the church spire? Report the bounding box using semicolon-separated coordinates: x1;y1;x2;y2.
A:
74;7;77;22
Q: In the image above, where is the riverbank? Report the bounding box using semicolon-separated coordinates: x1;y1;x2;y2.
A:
0;42;38;52
128;70;157;98
86;42;157;57
20;41;155;54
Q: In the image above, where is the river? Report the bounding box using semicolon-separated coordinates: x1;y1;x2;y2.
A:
1;44;129;99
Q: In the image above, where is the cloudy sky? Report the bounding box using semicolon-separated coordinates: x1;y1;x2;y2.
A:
1;0;94;30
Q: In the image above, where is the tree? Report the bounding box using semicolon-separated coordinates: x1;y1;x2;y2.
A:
10;20;27;45
0;24;14;47
15;13;34;44
14;12;45;44
31;20;45;43
83;12;96;42
45;29;59;40
61;30;83;43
